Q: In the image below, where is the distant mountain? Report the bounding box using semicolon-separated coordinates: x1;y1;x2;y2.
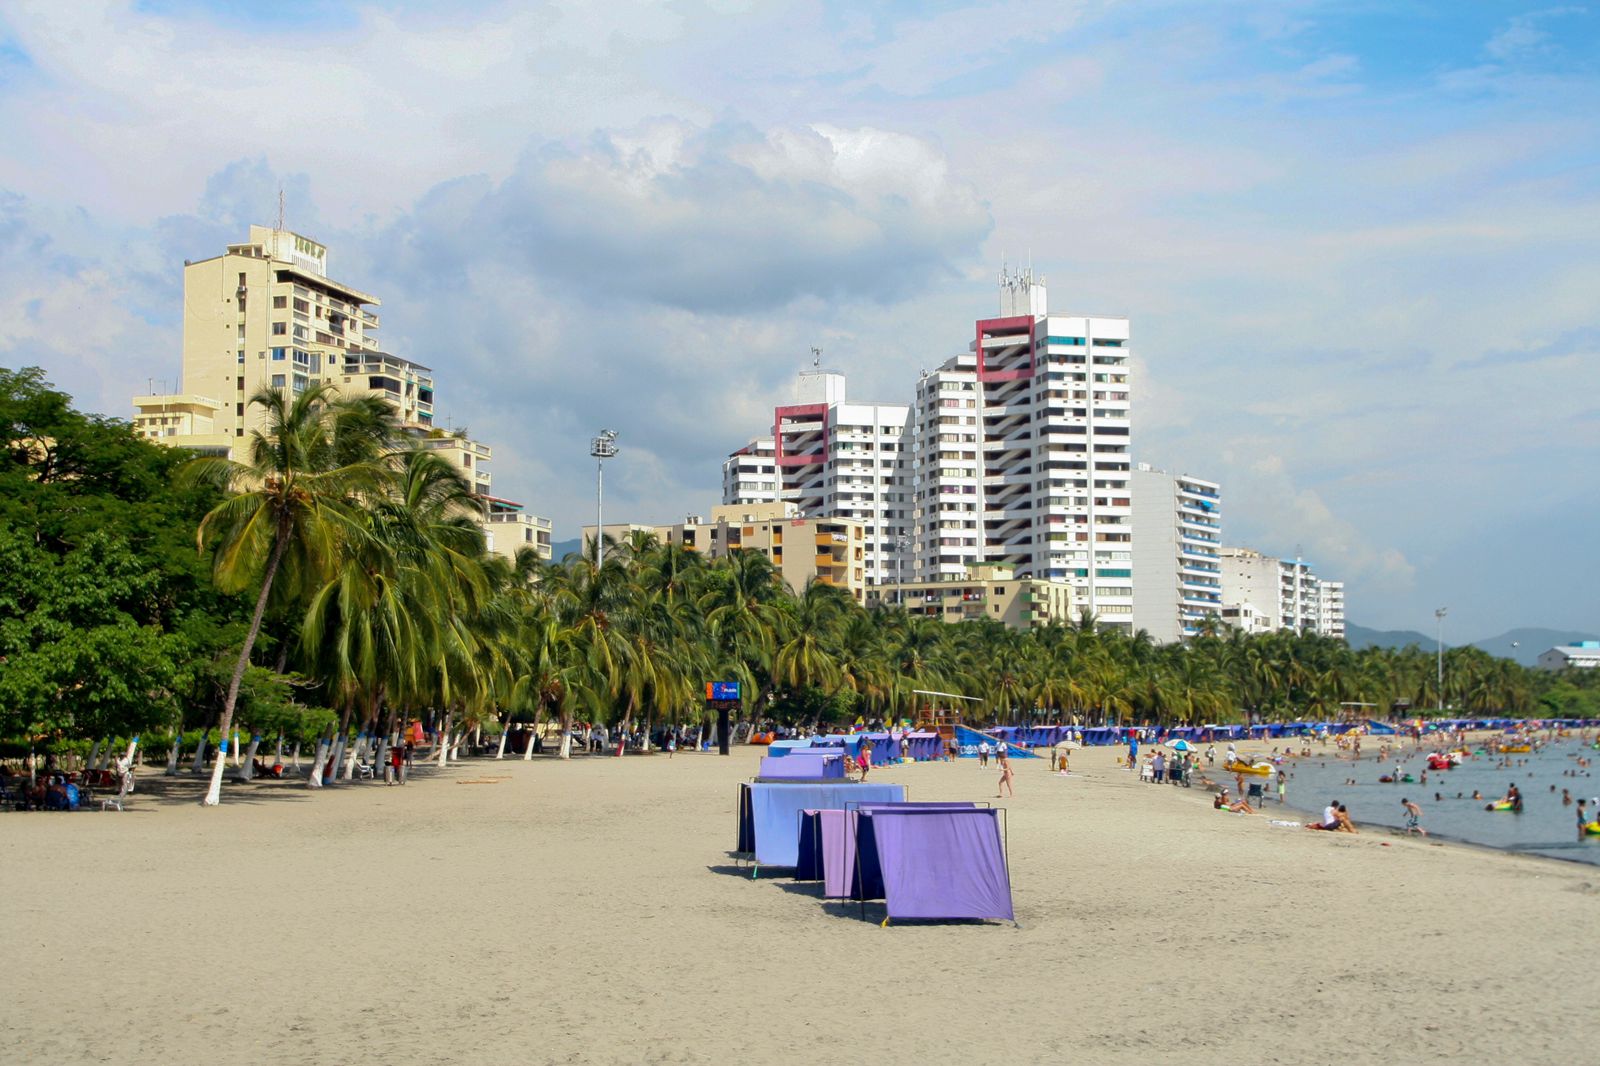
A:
549;537;582;561
1470;628;1600;666
1344;623;1600;665
1344;623;1438;651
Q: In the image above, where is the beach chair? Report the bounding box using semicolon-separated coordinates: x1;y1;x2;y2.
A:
353;759;376;781
100;771;133;811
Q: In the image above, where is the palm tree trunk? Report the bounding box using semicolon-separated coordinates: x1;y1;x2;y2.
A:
558;707;573;760
305;736;327;788
165;731;182;776
201;520;290;806
436;711;454;767
190;730;208;774
239;734;262;780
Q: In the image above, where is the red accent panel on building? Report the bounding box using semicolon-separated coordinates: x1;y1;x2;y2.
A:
975;315;1037;383
773;403;830;468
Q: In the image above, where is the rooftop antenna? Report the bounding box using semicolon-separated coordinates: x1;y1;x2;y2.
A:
811;345;822;372
275;186;285;234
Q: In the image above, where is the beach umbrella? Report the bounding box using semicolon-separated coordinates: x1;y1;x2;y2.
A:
1165;739;1194;752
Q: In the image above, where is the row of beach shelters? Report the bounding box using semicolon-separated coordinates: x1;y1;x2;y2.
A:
765;732;946;763
731;756;1014;925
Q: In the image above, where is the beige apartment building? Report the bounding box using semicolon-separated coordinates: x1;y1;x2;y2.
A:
132;224;549;563
867;561;1075;631
586;502;868;602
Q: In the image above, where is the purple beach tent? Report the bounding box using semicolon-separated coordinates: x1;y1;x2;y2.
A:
855;806;1014;925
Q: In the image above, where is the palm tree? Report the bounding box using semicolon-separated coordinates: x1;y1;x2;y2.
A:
187;384;392;805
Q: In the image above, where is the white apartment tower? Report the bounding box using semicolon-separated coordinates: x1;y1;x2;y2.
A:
721;436;778;506
724;370;909;586
1217;546;1344;638
909;270;1134;628
1130;465;1222;642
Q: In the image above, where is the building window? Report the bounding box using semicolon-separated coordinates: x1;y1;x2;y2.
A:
273;296;287;309
271;348;286;360
272;322;287;336
271;375;286;388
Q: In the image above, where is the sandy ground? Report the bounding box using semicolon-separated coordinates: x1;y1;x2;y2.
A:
2;743;1596;1065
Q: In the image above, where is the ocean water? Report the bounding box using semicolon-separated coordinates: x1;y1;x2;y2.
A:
1220;738;1600;865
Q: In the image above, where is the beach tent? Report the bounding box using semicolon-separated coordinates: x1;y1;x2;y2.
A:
863;807;1014;922
738;781;905;869
862;733;902;763
758;752;845;779
796;803;978;899
765;739;815;757
903;732;944;761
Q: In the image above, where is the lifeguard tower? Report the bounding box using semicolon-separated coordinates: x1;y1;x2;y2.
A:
912;690;982;743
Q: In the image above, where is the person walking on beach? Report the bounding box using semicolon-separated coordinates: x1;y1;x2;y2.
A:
1276;770;1287;805
1401;798;1426;835
996;751;1015;798
978;741;990;767
1127;734;1139;771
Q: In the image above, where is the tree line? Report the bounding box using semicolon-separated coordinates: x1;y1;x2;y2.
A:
2;367;1592;804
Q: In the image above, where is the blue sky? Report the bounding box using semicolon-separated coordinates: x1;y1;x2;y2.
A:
0;0;1595;640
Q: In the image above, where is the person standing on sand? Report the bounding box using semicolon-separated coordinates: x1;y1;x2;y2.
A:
979;741;990;767
1128;734;1139;771
997;751;1014;798
1276;771;1287;805
1401;798;1425;835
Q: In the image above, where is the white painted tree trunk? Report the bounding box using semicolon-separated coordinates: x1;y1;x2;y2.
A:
496;724;509;760
522;722;537;761
341;733;364;779
436;714;453;767
191;734;208;775
328;736;348;782
274;735;284;766
231;730;243;767
123;737;140;765
305;739;328;788
239;736;262;781
201;735;229;805
451;730;465;760
558;732;572;760
165;737;181;776
86;740;102;773
375;737;390;782
290;741;300;769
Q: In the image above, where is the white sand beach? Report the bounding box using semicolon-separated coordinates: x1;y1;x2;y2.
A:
3;744;1595;1065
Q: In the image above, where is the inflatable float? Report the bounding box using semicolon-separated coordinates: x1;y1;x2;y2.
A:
1224;759;1274;777
1501;745;1532;754
1584;822;1600;836
1488;801;1518;812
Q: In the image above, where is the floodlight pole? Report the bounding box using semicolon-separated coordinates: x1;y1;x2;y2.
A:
1434;607;1447;716
590;430;618;568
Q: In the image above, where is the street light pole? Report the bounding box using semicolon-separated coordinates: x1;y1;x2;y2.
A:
1434;607;1447;716
590;430;618;568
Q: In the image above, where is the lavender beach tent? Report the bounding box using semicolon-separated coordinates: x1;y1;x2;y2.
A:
758;752;845;779
863;807;1014;923
830;802;979;901
741;782;905;871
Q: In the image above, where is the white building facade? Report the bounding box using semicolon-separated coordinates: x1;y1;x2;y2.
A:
1130;465;1222;642
1218;546;1344;638
730;371;909;587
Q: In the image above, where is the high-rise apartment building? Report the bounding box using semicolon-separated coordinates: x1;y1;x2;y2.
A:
132;224;550;563
723;370;908;587
908;270;1134;628
721;436;778;506
1217;546;1343;638
1130;465;1222;642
